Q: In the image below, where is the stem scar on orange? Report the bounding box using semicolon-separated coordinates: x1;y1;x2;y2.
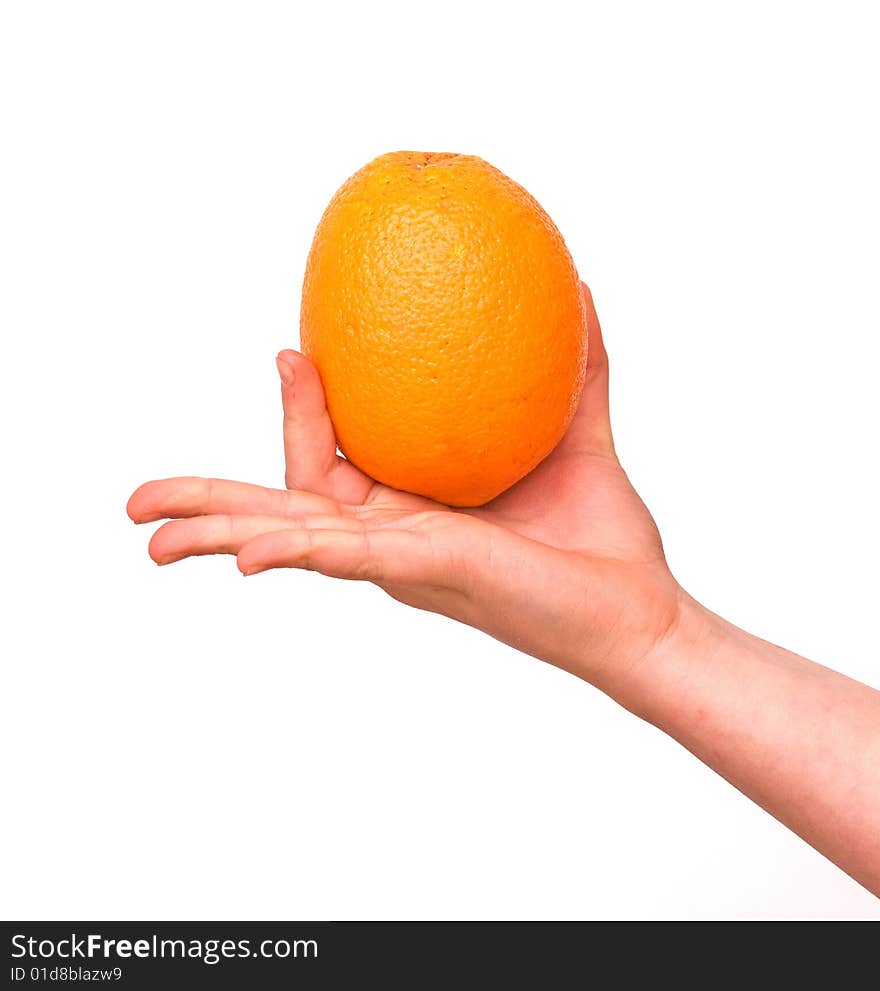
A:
300;151;587;506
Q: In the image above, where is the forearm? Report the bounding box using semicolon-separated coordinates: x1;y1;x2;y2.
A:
610;592;880;895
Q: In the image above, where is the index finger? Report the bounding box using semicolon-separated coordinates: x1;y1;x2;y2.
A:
126;476;344;523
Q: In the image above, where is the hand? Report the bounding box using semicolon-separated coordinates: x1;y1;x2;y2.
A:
127;284;681;689
127;283;880;893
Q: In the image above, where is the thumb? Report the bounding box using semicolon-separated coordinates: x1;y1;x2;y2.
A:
277;349;342;492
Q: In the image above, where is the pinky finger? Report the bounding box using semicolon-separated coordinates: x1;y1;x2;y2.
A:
237;526;461;589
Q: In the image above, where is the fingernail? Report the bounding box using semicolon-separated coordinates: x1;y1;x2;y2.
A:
276;354;295;386
241;567;265;577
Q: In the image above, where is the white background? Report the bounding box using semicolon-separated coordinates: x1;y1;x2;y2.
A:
2;1;878;920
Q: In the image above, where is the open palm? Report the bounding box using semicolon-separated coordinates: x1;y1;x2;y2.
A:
128;285;679;681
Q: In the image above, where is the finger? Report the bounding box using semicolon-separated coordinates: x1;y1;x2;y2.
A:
278;350;373;503
237;525;463;588
127;476;342;524
561;282;615;456
149;513;365;565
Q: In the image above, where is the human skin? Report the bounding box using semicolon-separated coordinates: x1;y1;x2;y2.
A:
127;284;880;897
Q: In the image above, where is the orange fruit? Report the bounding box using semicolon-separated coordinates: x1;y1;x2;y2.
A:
300;151;587;506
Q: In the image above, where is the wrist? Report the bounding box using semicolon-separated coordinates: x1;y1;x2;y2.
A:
598;584;729;726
